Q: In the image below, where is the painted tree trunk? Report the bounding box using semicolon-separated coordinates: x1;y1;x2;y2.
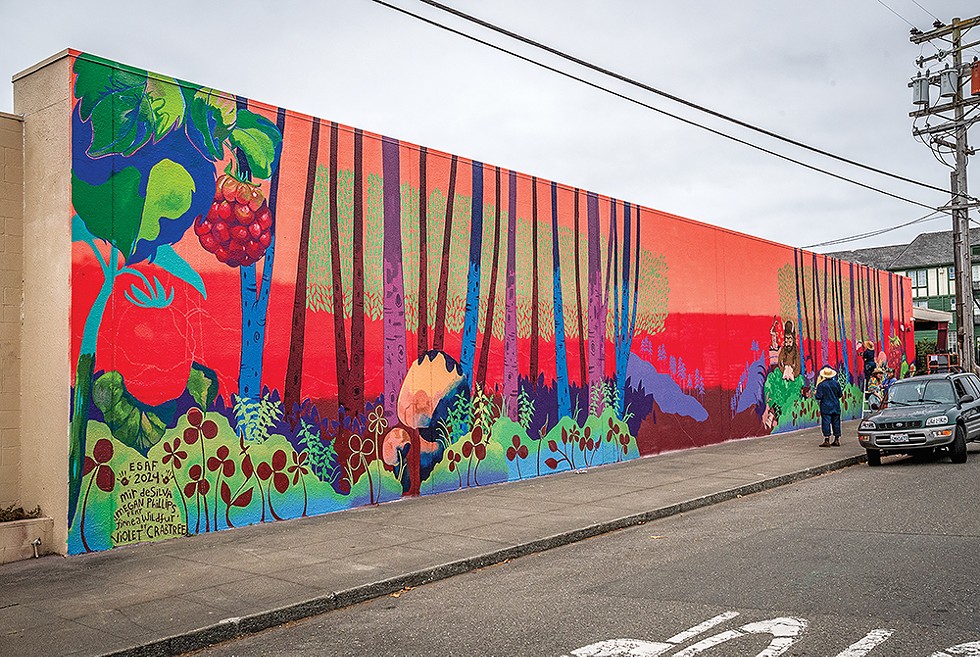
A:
460;161;484;387
888;273;895;342
503;170;519;419
382;137;407;424
849;261;857;378
529;177;540;386
349;128;366;416
605;200;621;409
817;253;829;367
627;204;641;370
432;155;458;352
794;248;805;374
476;167;502;387
417;146;429;356
799;250;811;372
327;122;351;413
238;108;285;401
586;192;604;402
836;259;849;376
866;266;875;346
615;202;632;418
572;189;586;392
550;181;571;418
284;118;320;412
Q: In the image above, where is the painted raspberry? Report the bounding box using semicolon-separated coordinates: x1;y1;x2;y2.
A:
194;174;273;268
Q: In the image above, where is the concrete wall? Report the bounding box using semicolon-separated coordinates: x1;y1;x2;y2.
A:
13;52;72;552
0;112;23;508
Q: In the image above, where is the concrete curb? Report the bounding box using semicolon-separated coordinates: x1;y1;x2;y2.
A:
105;453;865;657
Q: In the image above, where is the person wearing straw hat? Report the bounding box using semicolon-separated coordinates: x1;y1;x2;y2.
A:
815;365;843;447
860;340;876;382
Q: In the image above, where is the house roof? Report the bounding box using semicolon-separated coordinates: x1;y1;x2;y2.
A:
825;243;911;270
827;228;980;271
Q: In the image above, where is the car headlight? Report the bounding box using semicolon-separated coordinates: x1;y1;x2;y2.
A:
859;420;876;430
926;415;949;426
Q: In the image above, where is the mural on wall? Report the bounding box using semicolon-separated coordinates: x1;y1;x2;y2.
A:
67;52;914;554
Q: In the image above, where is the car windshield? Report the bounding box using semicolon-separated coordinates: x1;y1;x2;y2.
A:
886;380;956;405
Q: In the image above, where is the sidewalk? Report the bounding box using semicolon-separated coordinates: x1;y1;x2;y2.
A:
0;422;865;657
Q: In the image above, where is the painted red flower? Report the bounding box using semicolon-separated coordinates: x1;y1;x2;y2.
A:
183;464;210;498
505;435;528;461
257;449;289;494
206;444;235;477
462;436;486;461
287;450;310;485
184;408;219;444
162;438;188;469
82;438;115;492
447;450;462;472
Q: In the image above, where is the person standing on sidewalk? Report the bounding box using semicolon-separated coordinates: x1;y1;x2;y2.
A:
815;366;843;447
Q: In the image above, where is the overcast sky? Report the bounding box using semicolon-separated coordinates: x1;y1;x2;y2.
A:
2;0;978;253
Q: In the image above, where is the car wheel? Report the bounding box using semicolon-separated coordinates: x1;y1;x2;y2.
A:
950;425;968;464
867;449;881;467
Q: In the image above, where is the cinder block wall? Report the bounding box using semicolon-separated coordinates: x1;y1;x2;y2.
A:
0;112;23;509
13;52;72;552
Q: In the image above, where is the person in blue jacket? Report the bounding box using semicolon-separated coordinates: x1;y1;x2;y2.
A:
815;365;843;447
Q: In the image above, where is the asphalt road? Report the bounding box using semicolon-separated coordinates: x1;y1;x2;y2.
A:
191;446;980;657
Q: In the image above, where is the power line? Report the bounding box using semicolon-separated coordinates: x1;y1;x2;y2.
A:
370;0;944;212
909;0;941;23
874;0;917;28
804;210;945;248
415;0;967;201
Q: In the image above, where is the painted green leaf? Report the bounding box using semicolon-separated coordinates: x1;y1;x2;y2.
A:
73;56;185;157
124;277;174;309
92;371;167;457
72;167;145;257
183;86;236;161
137;159;196;245
187;362;219;411
152;244;206;299
143;75;186;138
229;110;281;180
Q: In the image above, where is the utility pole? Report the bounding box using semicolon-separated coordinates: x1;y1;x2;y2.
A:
910;16;980;371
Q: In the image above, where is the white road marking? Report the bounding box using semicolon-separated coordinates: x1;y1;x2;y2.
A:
832;629;895;657
671;630;744;656
929;642;980;656
565;612;979;656
569;639;674;657
666;612;741;644
668;617;807;657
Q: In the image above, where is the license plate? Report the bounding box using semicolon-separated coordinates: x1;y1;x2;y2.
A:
890;433;910;443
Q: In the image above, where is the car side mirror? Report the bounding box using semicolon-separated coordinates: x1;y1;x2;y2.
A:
959;394;974;405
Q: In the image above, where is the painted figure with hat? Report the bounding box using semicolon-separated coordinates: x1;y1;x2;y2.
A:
815;365;843;447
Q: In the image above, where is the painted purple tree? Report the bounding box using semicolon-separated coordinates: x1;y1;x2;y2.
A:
382;136;408;422
503;170;520;418
587;192;605;410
